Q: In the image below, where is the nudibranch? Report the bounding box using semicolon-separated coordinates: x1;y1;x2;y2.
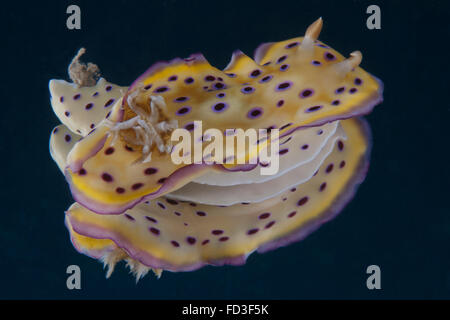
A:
49;18;383;280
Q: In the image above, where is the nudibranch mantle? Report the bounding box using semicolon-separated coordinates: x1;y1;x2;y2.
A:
49;18;383;279
63;18;382;216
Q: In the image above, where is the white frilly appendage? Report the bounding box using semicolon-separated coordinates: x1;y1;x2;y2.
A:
104;86;178;163
101;248;163;282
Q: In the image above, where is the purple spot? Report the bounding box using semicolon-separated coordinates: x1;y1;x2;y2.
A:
319;182;327;191
124;214;135;221
186;237;196;245
90;123;95;129
259;75;273;83
247;228;259;235
331;100;340;106
288;211;297;218
301;144;309;150
324;52;336;61
306;105;322;112
212;102;228;112
213;82;225;89
184;77;194;84
79;168;87;176
277;55;287;64
247;107;263;119
335;87;345;94
250;69;262;78
349;87;358;94
154;86;169;93
101;173;113;182
300;89;314;98
171;241;180;247
144;84;152;90
158;178;167;184
311;60;322;66
105;147;114;155
59;96;64;103
204;75;215;82
277;100;285;107
276;81;292;91
105;85;112;92
279;148;289;155
219;236;229;242
149;227;160;236
265;221;276;229
325;163;334;173
168;75;178;82
202;240;210;245
174;211;182;216
354;78;363;85
166;199;178;205
92;92;99;97
297;196;309;206
64;134;71;142
184;122;195;131
216;92;226;98
263;61;271;66
176;106;191;116
157;202;166;209
145;216;158;223
286;42;299;49
290;187;296;192
144;167;158;175
174;96;189;103
340;160;346;168
280;64;289;71
104;99;114;108
226;73;236;78
189;202;197;207
317;129;323;135
212;230;224;235
125;145;134;152
116;187;125;194
241;86;255;94
196;211;206;217
73;94;81;100
64;111;70;117
259;212;270;219
337;140;344;151
85;103;94;110
132;183;143;190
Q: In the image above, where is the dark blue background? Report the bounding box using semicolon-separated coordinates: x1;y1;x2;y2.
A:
1;0;449;299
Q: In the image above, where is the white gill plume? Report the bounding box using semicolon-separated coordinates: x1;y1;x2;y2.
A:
104;85;178;163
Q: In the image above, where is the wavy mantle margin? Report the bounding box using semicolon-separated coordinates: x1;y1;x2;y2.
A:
67;74;381;215
66;117;372;272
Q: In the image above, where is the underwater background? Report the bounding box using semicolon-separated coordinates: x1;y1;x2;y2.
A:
0;0;449;299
